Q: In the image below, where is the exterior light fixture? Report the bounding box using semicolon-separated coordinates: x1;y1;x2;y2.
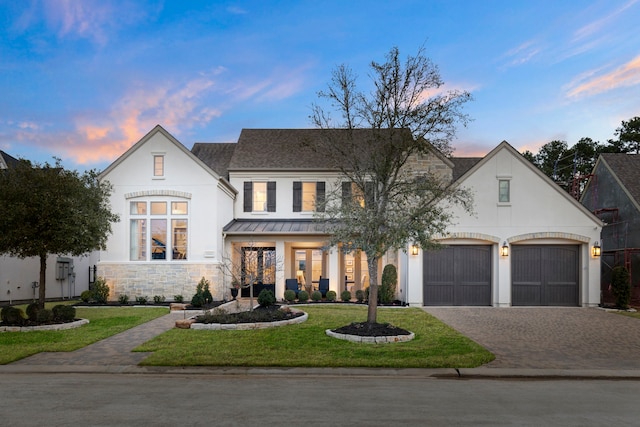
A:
592;242;601;257
500;241;509;257
410;245;419;256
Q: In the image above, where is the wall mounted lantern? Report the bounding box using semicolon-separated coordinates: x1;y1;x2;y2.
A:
410;245;419;256
592;241;601;257
500;241;509;257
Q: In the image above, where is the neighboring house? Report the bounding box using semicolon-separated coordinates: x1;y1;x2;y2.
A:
0;150;97;304
98;127;603;306
404;141;602;307
581;153;640;304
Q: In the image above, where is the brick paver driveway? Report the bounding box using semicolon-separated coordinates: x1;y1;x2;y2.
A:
425;307;640;369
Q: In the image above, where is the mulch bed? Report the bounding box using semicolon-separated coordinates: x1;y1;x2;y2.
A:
332;322;411;337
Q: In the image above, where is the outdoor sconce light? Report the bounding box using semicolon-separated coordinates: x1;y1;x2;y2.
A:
592;242;601;257
410;245;419;256
500;241;509;257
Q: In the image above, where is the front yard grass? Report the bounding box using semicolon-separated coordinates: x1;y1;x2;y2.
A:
0;306;168;364
135;305;495;368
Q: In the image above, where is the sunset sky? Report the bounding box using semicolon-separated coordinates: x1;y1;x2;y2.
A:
2;0;640;172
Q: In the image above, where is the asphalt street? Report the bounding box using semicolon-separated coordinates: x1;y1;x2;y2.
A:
1;373;639;426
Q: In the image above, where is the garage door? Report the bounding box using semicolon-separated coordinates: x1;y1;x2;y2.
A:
423;245;491;306
512;245;579;306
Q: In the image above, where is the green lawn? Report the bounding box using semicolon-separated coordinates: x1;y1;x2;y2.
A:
135;305;495;368
0;306;168;364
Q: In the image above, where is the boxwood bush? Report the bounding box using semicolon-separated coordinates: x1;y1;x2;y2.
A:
341;290;351;302
257;289;276;307
311;290;322;302
326;290;337;302
298;290;309;302
283;289;296;303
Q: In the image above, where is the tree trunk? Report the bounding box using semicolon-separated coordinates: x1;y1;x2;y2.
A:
38;253;47;309
366;255;380;324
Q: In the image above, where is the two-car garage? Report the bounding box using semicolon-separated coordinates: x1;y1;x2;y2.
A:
423;244;580;306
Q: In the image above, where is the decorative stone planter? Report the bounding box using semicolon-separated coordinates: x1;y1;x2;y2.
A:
325;328;415;344
187;310;308;330
0;318;89;333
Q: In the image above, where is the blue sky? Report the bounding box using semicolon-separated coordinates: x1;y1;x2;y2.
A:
1;0;640;172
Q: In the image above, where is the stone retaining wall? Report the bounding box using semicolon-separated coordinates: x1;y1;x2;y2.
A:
97;262;225;301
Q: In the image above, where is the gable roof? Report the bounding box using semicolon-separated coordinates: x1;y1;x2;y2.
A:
597;153;640;208
0;150;19;170
98;125;235;193
191;142;236;179
455;140;603;226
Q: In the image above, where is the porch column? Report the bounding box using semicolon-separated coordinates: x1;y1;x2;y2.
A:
275;240;286;300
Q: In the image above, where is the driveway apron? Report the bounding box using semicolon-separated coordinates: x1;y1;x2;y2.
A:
424;307;640;369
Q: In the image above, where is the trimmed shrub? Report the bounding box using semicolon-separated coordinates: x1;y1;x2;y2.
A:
26;303;40;321
355;289;365;302
92;277;110;304
174;294;184;303
340;290;351;302
326;290;337;302
1;306;26;326
135;296;148;305
118;294;130;304
298;290;309;302
80;290;93;303
611;266;631;309
36;309;53;323
153;295;166;304
380;264;398;304
283;289;296;303
257;289;276;307
52;305;76;322
191;277;213;307
311;290;322;302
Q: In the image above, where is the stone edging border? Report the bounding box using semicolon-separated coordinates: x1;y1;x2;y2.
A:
0;318;89;333
325;329;415;344
189;310;308;330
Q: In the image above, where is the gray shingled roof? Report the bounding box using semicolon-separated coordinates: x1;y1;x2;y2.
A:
191;142;236;179
451;157;482;182
0;150;20;169
601;153;640;206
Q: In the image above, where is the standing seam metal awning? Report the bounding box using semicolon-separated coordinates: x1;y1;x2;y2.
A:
222;219;330;235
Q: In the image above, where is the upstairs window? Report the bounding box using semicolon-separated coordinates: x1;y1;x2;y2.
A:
244;181;276;212
293;181;325;212
498;179;510;203
342;182;374;208
153;155;164;177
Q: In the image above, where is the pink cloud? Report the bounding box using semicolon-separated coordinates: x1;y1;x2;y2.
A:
565;55;640;99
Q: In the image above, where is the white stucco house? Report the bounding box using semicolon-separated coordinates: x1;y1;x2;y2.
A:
96;126;603;306
0;150;98;304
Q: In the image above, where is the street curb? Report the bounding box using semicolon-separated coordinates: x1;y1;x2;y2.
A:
1;365;640;380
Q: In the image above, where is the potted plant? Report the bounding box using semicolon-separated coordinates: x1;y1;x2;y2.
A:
230;278;240;300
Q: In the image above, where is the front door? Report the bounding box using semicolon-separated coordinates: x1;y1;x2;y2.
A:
293;249;325;294
241;247;276;298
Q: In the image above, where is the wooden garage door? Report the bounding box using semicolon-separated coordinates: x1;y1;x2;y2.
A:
423;245;491;306
512;245;579;306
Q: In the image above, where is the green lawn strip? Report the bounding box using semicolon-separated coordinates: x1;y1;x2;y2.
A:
617;311;640;320
0;307;168;364
136;306;494;368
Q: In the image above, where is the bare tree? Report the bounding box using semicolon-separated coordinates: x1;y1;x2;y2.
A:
218;241;283;311
310;46;473;325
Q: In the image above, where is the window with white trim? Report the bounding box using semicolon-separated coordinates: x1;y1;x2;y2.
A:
130;200;188;261
498;179;510;203
153;155;164;177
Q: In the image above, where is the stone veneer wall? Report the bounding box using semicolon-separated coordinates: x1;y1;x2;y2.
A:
97;262;225;301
